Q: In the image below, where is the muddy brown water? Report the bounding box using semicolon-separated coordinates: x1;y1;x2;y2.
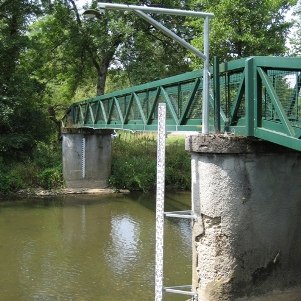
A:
0;191;192;301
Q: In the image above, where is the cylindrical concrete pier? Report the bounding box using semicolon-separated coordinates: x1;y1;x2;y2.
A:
185;134;301;301
62;128;113;189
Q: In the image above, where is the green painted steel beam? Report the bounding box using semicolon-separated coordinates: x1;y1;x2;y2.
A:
61;56;301;152
255;127;301;152
245;57;255;136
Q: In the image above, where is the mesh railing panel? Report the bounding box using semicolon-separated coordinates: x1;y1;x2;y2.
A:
263;70;301;128
219;71;245;120
185;80;203;120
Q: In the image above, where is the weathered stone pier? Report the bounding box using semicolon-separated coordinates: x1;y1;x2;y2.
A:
186;134;301;301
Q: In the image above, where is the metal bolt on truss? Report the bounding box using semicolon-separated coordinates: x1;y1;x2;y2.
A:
155;103;198;301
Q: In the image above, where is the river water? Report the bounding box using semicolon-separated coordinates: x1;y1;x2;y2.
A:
0;191;192;301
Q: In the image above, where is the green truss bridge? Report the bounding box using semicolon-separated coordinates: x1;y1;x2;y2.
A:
62;56;301;151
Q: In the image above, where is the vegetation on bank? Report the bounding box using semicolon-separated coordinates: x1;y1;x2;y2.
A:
109;133;191;192
0;140;64;195
0;132;190;195
1;0;299;195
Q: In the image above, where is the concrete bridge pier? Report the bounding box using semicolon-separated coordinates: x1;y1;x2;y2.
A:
62;128;113;189
185;134;301;301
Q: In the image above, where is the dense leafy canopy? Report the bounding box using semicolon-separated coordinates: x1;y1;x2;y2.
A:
0;0;54;161
188;0;297;66
290;0;301;55
0;0;298;165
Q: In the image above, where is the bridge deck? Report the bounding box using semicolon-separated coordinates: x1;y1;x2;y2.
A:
62;56;301;151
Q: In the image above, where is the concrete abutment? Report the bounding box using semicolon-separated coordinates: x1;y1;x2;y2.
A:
185;134;301;301
62;128;113;189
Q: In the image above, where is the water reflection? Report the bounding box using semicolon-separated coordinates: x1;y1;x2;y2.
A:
0;192;191;301
81;204;86;240
107;215;140;276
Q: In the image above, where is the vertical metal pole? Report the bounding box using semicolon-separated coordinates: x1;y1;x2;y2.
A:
245;57;255;136
202;16;210;134
155;103;166;301
213;56;221;133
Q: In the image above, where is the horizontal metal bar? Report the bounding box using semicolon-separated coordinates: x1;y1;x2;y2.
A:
97;2;214;18
255;127;301;152
164;285;197;298
164;210;197;221
166;210;192;214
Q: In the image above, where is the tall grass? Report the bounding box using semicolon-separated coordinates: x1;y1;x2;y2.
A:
109;132;191;192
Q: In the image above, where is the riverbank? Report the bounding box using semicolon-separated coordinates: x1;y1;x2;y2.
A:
0;187;130;199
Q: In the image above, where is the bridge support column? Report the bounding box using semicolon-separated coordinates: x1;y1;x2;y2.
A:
185;134;301;301
62;128;113;189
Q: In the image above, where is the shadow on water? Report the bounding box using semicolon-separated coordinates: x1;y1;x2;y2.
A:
128;190;191;212
0;189;191;211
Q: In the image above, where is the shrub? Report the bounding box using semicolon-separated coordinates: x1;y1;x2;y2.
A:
38;165;64;190
33;141;62;169
0;172;10;194
166;142;191;190
0;171;25;194
109;132;191;192
10;162;40;187
110;156;157;192
0;140;64;194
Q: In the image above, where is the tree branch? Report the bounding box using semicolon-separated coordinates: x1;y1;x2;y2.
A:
0;0;14;11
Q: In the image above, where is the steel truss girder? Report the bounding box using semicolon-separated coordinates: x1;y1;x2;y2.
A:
62;56;301;152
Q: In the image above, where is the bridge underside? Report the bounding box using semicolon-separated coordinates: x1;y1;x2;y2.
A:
62;56;301;151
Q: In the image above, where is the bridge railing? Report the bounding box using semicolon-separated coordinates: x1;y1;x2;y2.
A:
218;57;301;150
62;56;301;150
62;69;206;132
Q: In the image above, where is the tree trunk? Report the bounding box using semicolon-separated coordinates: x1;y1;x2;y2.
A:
96;58;110;96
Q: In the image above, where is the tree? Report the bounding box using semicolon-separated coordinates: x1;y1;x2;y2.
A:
290;1;301;55
187;0;297;66
27;0;194;97
0;0;54;162
24;0;196;127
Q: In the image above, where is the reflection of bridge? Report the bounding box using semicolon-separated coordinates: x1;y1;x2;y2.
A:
62;56;301;151
61;56;301;300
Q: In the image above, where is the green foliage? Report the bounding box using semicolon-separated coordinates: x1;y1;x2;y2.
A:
0;159;25;194
109;132;191;192
188;0;296;66
0;171;24;194
0;140;64;195
0;172;11;195
110;157;157;193
33;141;64;190
290;2;301;56
33;141;62;169
166;142;191;190
11;162;40;188
38;165;64;190
0;0;58;162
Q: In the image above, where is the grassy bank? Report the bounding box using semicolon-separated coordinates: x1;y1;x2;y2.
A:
0;132;191;194
109;132;191;192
